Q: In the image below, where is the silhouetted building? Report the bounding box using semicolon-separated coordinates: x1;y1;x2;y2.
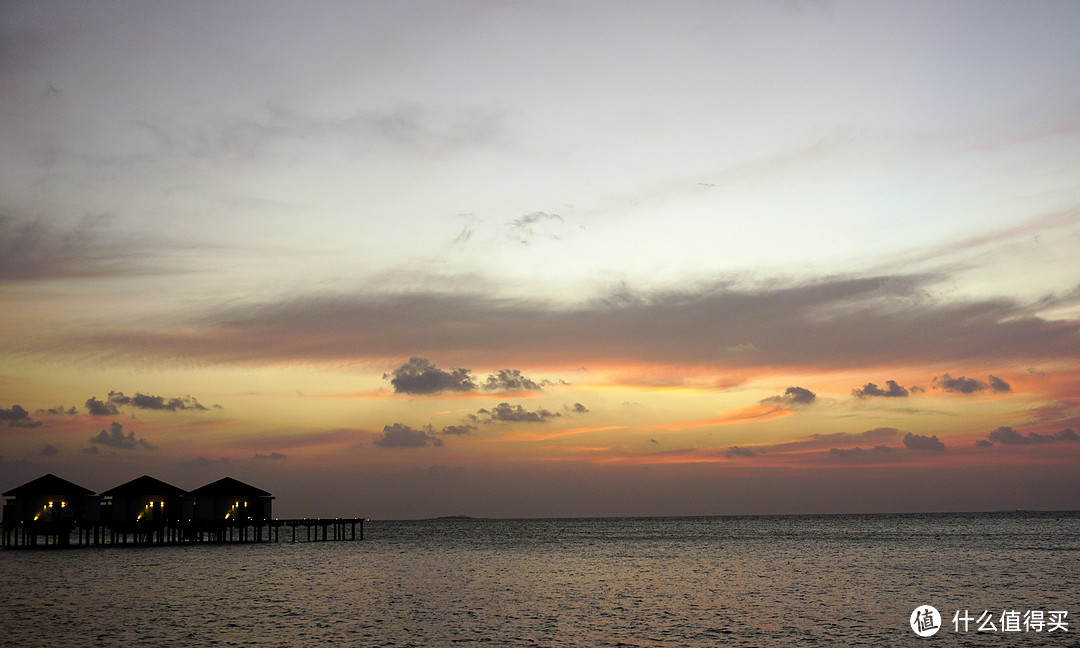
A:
2;473;99;524
100;475;188;523
188;477;273;523
3;473;360;549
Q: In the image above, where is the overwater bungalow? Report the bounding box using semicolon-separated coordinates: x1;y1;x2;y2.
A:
1;474;99;547
3;473;361;549
99;475;189;545
189;476;274;523
101;475;188;523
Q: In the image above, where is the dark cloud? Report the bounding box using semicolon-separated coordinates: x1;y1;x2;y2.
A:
472;402;560;424
852;380;911;398
440;424;476;436
1;404;42;428
975;439;994;448
933;373;986;393
1060;428;1080;442
565;402;589;414
88;422;154;450
1;404;30;420
39;443;60;456
50;275;1080;371
983;426;1080;446
385;357;476;395
483;369;542;392
39;405;78;415
8;418;43;428
254;452;287;460
761;386;816;406
903;432;945;452
85;397;119;416
724;446;757;458
374;423;444;448
932;373;1010;394
106;390;209;411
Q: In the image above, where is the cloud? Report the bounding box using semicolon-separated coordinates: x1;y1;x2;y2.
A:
983;426;1080;446
852;380;912;398
0;215;143;283
187;456;230;467
507;211;566;244
902;432;945;452
482;369;542;392
39;405;78;415
565;402;589;414
39;443;60;456
1;404;43;428
724;446;757;458
472;402;561;424
106;390;209;411
88;422;155;450
85;397;119;416
750;428;900;455
9;418;43;428
384;357;476;395
48;275;1080;372
761;386;816;406
254;452;287;460
828;445;893;460
440;424;476;436
374;423;444;448
1;404;30;420
933;373;1011;394
133;103;504;165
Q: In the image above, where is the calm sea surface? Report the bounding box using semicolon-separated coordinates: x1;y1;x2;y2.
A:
1;512;1076;647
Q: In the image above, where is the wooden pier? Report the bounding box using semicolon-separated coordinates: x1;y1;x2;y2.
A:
2;517;364;549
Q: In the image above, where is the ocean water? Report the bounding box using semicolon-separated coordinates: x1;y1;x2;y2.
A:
1;512;1076;647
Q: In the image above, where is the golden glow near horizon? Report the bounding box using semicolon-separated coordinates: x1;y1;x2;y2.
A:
1;1;1079;518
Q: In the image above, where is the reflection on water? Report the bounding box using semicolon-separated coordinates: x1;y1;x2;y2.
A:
1;512;1076;647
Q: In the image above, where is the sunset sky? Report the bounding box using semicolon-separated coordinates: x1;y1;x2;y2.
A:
2;1;1079;519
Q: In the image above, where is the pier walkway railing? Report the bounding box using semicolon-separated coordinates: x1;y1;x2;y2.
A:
2;517;364;549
